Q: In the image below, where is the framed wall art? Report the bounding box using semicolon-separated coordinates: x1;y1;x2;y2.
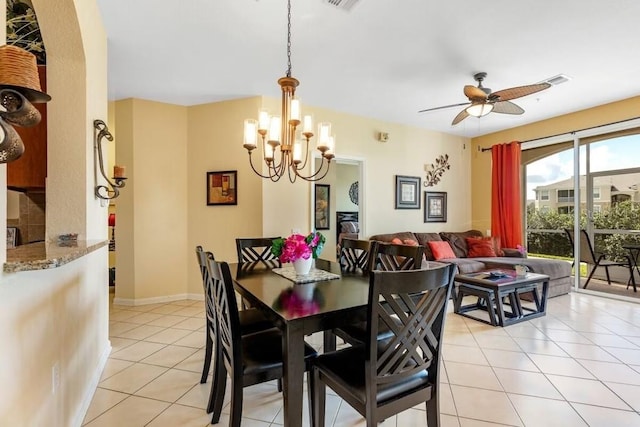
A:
395;175;421;209
207;170;238;206
314;184;330;230
424;191;447;222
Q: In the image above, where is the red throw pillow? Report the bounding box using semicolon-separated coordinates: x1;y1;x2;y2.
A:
403;239;419;246
466;237;497;257
428;241;456;260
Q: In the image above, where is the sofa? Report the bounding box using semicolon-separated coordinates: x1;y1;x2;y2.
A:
368;230;572;298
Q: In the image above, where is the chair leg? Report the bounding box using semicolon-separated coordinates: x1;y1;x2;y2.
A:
583;265;598;289
201;327;213;384
605;266;613;285
208;350;227;417
228;373;244;427
426;397;440;427
312;368;325;427
277;378;283;392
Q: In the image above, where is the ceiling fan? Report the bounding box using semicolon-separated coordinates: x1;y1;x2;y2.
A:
418;72;551;125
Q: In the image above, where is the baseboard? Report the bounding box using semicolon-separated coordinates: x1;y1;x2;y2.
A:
113;293;192;306
186;293;204;301
72;341;111;427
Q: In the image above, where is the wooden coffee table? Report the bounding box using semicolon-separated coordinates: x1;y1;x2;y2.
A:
454;270;550;326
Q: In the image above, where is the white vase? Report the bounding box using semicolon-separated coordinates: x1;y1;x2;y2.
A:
293;257;313;275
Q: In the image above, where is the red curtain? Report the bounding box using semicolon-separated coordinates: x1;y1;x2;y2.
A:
491;142;523;249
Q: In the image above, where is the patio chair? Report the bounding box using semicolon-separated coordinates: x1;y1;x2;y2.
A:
564;229;636;292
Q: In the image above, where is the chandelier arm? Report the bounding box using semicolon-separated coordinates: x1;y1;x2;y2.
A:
295;137;312;171
294;158;332;182
247;152;275;179
293;156;331;181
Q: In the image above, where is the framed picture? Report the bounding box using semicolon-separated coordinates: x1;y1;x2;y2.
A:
314;184;330;230
207;170;238;206
424;191;447;223
7;227;17;249
395;175;421;209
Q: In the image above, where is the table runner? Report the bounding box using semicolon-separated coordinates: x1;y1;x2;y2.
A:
272;266;341;284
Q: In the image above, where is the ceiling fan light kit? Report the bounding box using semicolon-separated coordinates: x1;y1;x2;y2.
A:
466;103;494;117
419;72;552;126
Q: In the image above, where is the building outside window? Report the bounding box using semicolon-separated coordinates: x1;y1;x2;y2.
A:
557;189;574;203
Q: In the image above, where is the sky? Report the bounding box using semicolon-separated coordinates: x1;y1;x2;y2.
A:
525;135;640;200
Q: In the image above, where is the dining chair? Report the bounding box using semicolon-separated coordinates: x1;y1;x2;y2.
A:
310;264;455;427
338;238;374;274
194;246;275;387
333;241;425;347
205;257;318;426
235;237;282;271
564;229;636;291
371;241;424;271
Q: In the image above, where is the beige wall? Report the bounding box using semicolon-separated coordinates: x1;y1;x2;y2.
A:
470;96;640;233
1;0;110;425
114;99;189;302
176;95;471;296
336;163;359;212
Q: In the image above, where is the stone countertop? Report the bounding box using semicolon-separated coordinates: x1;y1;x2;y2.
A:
4;240;108;273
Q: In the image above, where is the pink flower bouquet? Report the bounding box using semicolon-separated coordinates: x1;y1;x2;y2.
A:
271;231;326;263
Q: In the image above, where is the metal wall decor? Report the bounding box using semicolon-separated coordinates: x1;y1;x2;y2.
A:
94;120;127;200
348;181;358;205
424;154;450;187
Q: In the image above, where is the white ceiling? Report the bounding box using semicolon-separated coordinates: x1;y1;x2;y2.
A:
96;0;640;138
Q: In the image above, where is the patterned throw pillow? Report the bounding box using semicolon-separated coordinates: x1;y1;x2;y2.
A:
428;241;456;260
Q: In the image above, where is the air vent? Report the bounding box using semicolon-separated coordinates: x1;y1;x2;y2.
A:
324;0;360;11
541;74;572;86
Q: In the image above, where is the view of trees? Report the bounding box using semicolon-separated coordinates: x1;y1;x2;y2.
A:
527;200;640;261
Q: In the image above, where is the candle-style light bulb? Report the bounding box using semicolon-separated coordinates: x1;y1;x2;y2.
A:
268;116;281;145
243;119;257;149
258;109;270;132
317;122;331;151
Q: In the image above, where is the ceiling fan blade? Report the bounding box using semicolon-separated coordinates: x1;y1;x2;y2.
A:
451;109;469;125
489;83;551;102
492;101;525;115
418;102;470;113
463;85;488;100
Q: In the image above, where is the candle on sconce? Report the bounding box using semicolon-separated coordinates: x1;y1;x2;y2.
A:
113;165;126;178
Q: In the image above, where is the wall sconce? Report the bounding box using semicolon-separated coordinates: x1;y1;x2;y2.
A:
94;119;127;200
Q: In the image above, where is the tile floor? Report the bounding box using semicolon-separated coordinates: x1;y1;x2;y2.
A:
84;290;640;426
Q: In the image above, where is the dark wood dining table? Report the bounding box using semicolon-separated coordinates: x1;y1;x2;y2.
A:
229;259;370;427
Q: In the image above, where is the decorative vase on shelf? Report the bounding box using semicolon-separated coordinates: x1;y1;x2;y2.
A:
292;257;313;276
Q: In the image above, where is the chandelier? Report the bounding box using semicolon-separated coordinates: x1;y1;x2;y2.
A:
242;0;335;182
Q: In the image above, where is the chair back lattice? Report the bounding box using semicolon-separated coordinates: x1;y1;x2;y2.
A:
205;258;242;380
339;238;373;274
366;265;455;391
236;237;281;271
371;242;424;271
195;246;216;324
